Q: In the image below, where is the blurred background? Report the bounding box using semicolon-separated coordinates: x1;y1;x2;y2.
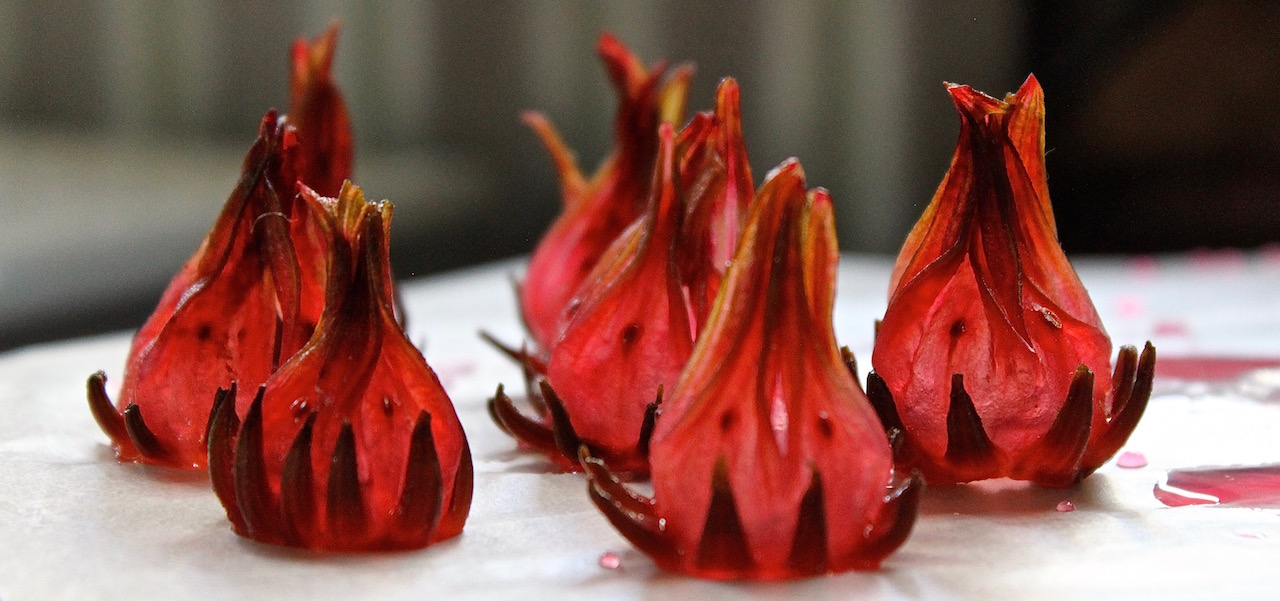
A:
1;1;1277;350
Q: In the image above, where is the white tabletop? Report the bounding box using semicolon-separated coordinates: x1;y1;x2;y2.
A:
3;252;1280;600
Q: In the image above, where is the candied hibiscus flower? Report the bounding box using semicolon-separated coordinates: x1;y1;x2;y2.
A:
491;79;753;475
207;183;472;551
582;161;920;580
290;22;354;198
517;33;692;349
86;26;356;469
868;76;1155;487
88;112;328;469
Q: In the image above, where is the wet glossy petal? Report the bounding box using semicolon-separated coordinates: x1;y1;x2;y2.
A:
518;33;692;349
870;76;1154;486
582;161;919;580
208;184;471;550
88;112;326;469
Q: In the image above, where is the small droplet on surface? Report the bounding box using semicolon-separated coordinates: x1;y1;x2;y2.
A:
1115;294;1145;319
1055;501;1075;512
598;551;621;570
289;399;309;416
1116;451;1148;469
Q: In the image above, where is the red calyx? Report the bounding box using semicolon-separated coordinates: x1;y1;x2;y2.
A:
869;76;1155;486
581;160;920;580
208;184;472;551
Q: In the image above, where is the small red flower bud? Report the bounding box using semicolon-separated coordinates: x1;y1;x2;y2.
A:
207;184;472;551
290;22;353;198
581;161;920;580
87;26;354;469
87;112;327;469
491;79;753;476
869;76;1155;486
518;33;692;349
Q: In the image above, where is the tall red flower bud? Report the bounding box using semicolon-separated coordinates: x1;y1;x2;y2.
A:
207;183;472;550
88;112;327;469
582;161;920;580
518;33;692;349
491;79;753;475
289;22;353;198
869;76;1155;486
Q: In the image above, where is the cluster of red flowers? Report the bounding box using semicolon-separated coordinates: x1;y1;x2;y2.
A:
86;25;470;552
85;26;1155;579
490;36;1154;579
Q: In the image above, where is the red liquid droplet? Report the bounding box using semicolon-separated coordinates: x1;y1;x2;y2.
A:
1154;463;1280;508
1056;501;1075;512
1116;451;1148;469
598;551;621;570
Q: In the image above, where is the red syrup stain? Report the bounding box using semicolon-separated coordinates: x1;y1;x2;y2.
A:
1155;357;1280;382
1154;463;1280;508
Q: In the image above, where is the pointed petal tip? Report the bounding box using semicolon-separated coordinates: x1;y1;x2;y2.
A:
763;158;805;186
715;77;741;107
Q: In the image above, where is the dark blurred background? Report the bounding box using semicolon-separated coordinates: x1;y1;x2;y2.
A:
0;1;1276;350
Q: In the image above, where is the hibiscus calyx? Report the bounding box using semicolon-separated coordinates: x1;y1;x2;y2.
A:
516;33;693;351
490;78;753;477
580;160;921;580
869;75;1156;487
207;183;472;551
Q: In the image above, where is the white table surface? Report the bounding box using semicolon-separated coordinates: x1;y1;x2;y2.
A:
3;252;1280;600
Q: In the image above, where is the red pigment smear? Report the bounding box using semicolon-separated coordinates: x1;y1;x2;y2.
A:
1155;356;1280;382
1154;463;1280;508
1151;320;1190;337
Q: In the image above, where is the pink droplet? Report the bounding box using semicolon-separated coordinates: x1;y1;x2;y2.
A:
1116;451;1148;469
1056;500;1075;512
1115;294;1145;319
598;551;621;570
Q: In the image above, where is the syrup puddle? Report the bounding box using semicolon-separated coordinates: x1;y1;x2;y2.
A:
1155;463;1280;508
